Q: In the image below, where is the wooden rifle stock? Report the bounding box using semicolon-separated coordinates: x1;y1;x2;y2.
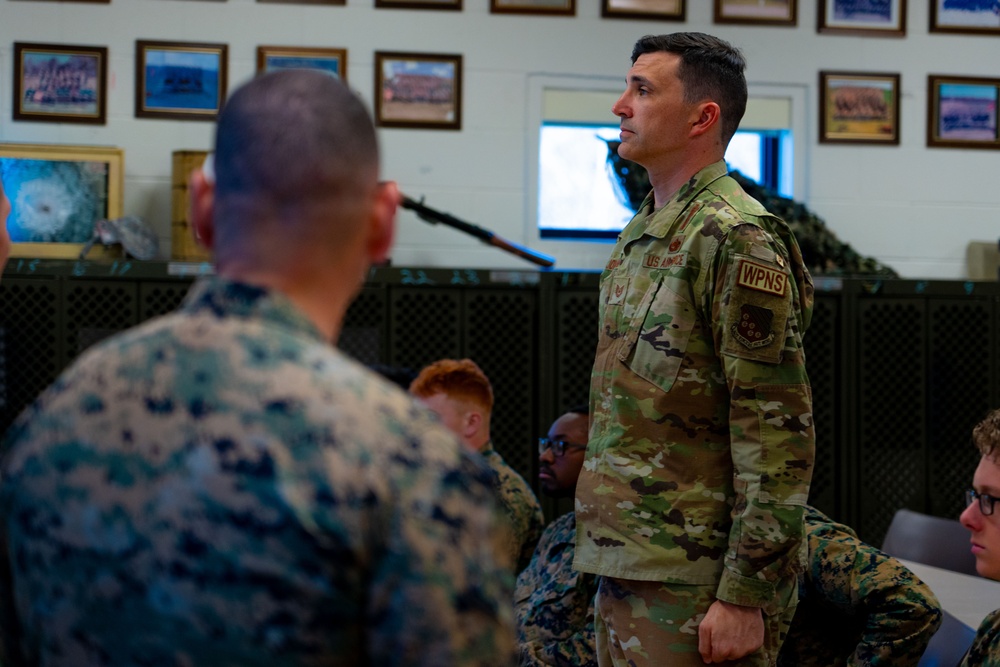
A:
400;195;555;269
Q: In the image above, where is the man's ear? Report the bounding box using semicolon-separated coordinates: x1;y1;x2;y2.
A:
189;167;215;251
464;410;483;441
690;101;721;139
367;180;398;265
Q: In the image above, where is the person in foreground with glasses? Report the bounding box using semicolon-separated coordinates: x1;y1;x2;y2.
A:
958;408;1000;666
410;357;544;575
515;405;599;666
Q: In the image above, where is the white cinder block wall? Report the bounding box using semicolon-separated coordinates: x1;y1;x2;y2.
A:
1;0;997;278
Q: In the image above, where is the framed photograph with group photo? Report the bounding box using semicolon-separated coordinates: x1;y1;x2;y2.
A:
374;51;462;130
602;0;684;21
0;142;124;259
818;0;906;36
930;0;1000;36
135;40;228;120
927;75;1000;150
256;46;347;81
713;0;796;26
13;42;108;125
819;70;901;145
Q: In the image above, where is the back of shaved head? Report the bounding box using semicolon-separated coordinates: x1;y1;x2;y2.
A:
211;70;379;247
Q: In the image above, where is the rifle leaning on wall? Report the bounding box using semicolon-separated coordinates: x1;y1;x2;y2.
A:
400;195;556;269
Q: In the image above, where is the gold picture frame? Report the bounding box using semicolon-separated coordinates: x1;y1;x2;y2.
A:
819;71;901;145
0;143;124;259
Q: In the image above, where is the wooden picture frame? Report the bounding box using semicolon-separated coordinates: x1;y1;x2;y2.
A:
819;71;901;145
927;75;1000;150
713;0;796;26
930;0;1000;36
818;0;906;37
0;143;124;259
135;40;228;120
13;42;108;125
375;0;461;10
490;0;574;15
602;0;684;21
256;46;347;81
374;51;462;130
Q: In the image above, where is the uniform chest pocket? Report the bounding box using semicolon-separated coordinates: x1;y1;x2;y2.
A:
618;280;697;394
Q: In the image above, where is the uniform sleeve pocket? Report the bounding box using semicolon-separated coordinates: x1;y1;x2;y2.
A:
619;281;696;394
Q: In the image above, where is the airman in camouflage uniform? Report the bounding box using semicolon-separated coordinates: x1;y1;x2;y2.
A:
574;33;814;666
410;358;544;574
779;506;942;666
0;70;516;667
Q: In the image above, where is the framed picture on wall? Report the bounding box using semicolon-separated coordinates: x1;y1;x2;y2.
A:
13;42;108;125
818;0;906;37
930;0;1000;36
713;0;796;25
490;0;574;15
375;0;461;9
602;0;684;21
927;75;1000;149
374;51;462;130
0;143;124;259
256;46;347;81
135;40;228;120
819;71;901;145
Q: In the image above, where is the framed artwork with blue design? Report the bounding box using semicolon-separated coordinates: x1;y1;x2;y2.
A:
927;75;1000;149
136;40;228;121
0;143;123;258
256;46;347;82
931;0;1000;35
818;0;906;37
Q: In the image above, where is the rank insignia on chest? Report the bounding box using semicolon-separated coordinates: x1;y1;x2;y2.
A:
608;275;629;305
732;304;774;349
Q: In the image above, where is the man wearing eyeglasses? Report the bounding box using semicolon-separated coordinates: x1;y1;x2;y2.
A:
959;408;1000;666
515;405;598;667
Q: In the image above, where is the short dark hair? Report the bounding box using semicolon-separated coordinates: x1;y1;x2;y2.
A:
631;32;748;146
973;408;1000;461
213;69;378;218
566;404;589;416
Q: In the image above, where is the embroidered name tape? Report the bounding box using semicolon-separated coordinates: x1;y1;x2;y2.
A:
736;260;787;297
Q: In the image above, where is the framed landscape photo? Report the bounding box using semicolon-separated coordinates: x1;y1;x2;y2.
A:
13;42;108;125
0;143;124;259
490;0;574;15
375;0;461;9
818;0;906;36
713;0;796;25
602;0;684;21
930;0;1000;36
135;40;228;120
819;71;901;145
927;75;1000;150
256;46;347;81
374;51;462;130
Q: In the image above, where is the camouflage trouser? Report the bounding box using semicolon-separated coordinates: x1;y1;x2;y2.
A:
594;576;795;667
